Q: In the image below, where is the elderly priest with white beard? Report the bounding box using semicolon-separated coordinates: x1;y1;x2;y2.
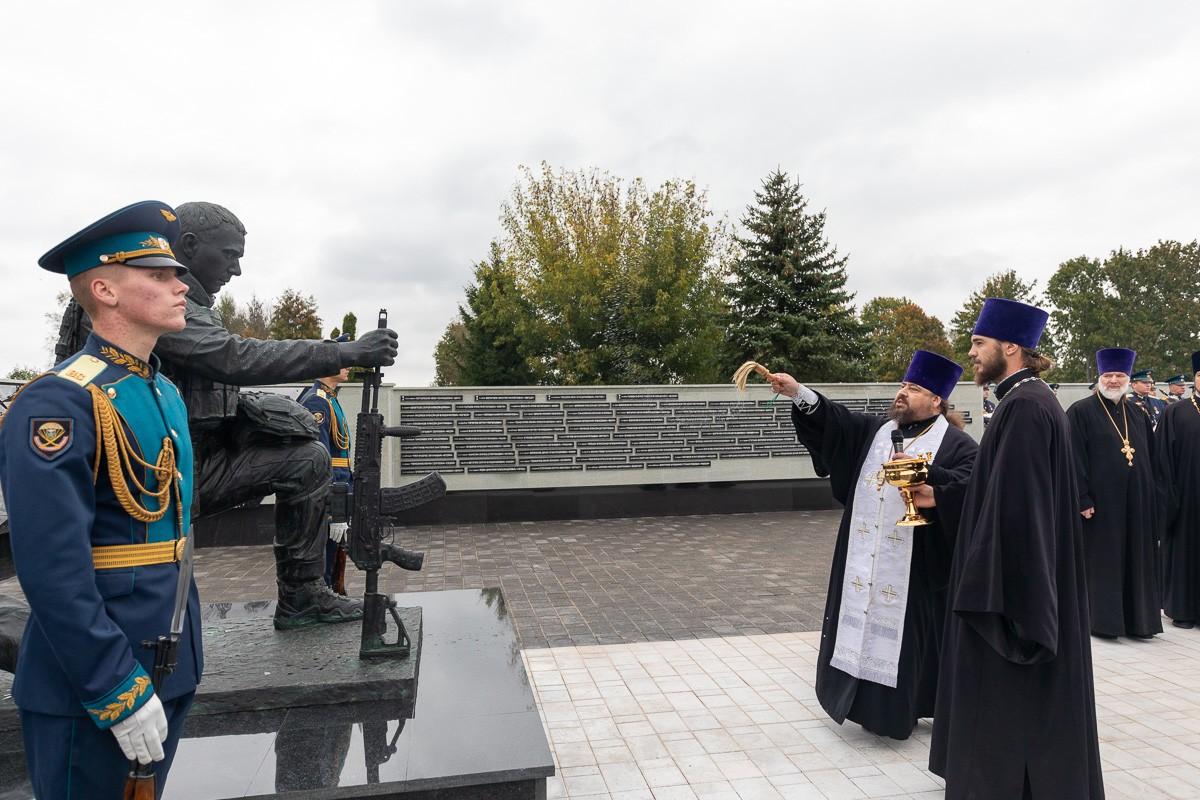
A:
769;350;978;740
1066;348;1161;639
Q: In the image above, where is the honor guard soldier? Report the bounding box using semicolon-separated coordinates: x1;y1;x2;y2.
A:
0;202;202;798
298;352;424;595
1165;374;1188;403
298;346;354;593
1129;369;1165;430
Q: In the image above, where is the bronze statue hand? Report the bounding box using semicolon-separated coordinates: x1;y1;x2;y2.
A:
340;328;399;368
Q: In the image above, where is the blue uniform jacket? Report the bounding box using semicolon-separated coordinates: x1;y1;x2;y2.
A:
298;381;352;486
0;334;202;728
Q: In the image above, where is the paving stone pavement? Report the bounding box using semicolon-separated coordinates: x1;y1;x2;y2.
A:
4;508;1196;797
186;509;842;650
523;625;1200;800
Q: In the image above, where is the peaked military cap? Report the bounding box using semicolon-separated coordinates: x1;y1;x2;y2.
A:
1167;374;1186;386
1130;369;1153;382
38;200;187;278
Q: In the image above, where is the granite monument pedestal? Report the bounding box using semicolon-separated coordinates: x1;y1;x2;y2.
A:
0;589;553;799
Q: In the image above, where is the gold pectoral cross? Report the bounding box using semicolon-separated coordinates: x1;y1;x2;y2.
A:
1121;439;1135;467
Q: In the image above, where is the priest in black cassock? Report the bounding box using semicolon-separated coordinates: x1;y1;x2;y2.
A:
1159;350;1200;628
928;298;1104;800
1066;348;1161;639
768;350;978;740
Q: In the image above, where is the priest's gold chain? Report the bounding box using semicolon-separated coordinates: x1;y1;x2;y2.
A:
1096;394;1135;467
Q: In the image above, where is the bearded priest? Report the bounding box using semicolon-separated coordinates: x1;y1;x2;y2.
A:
1066;348;1161;639
769;350;978;740
1159;350;1200;628
929;298;1103;800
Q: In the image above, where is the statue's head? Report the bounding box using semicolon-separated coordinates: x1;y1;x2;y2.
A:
174;202;246;296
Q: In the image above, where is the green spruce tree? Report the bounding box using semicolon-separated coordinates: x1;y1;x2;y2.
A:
456;243;539;385
724;170;867;381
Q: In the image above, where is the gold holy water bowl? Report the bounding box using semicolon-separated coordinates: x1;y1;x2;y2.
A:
882;453;933;527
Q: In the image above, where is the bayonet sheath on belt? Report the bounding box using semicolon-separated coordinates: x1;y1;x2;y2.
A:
124;531;193;798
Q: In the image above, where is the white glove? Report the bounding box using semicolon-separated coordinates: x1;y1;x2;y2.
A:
329;522;349;543
111;693;168;765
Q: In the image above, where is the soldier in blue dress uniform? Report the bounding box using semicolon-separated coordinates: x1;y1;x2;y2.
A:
0;201;202;798
298;354;354;592
1129;369;1166;430
1165;374;1188;403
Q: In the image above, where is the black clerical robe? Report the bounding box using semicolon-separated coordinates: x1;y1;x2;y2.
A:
930;372;1104;800
1158;396;1200;622
1066;394;1161;637
791;395;977;740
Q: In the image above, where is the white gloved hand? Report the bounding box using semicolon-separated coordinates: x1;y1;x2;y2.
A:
111;693;168;765
329;522;349;543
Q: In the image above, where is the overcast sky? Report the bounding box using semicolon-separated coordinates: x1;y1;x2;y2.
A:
2;1;1198;385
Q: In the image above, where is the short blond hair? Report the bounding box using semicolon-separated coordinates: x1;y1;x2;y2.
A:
68;265;120;318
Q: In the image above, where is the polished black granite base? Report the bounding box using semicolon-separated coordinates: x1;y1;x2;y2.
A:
0;589;553;799
194;603;422;715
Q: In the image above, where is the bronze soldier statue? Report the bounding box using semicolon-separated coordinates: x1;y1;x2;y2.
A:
57;201;399;630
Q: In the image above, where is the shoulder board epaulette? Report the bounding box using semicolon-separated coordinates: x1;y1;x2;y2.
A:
316;388;328;398
54;354;107;388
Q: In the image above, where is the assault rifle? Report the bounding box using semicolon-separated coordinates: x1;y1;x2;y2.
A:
345;309;445;660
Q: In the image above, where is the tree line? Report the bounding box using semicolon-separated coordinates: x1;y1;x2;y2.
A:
434;163;1200;386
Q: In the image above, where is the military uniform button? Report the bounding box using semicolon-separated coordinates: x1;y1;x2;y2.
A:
107;388;117;398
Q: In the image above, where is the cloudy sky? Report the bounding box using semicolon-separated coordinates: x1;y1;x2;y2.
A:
2;1;1197;385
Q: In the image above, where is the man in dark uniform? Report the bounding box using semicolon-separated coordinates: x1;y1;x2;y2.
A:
57;201;399;630
981;384;996;428
0;201;202;797
298;357;424;593
1165;374;1188;403
1129;369;1164;430
1158;351;1200;628
929;298;1103;799
1066;348;1160;639
769;351;978;740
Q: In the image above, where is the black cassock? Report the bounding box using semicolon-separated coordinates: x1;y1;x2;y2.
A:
1158;396;1200;622
930;373;1104;800
790;395;977;740
1066;394;1161;637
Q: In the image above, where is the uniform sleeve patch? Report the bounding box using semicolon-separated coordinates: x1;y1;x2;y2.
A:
30;418;73;460
313;411;324;424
